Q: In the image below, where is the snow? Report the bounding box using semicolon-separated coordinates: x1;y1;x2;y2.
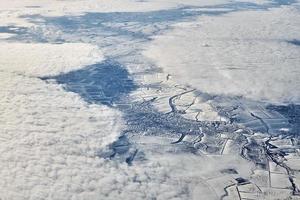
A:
144;6;300;104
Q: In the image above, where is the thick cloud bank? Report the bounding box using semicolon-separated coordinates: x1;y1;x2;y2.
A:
144;6;300;104
0;43;124;199
0;42;104;76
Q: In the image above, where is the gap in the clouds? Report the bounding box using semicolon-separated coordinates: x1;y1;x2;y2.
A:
3;1;296;44
11;1;280;44
19;7;229;43
39;58;300;165
25;5;41;8
271;0;297;6
0;26;27;34
41;60;137;107
105;101;207;163
39;59;206;162
288;39;300;46
28;1;300;165
0;25;65;43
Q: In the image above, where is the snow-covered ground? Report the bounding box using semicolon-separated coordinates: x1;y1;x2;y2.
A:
0;0;300;200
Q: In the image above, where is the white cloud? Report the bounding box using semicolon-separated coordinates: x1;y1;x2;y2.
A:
144;6;300;104
0;71;127;199
0;42;104;76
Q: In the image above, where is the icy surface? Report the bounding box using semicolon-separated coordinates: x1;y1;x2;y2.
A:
0;0;300;200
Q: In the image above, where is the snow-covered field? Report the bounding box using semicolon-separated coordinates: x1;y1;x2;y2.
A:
0;0;300;200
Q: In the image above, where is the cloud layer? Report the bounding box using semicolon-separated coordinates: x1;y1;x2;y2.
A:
144;6;300;104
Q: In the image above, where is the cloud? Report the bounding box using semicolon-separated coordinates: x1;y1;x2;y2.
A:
0;42;104;76
0;1;298;200
144;6;300;104
0;40;253;200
